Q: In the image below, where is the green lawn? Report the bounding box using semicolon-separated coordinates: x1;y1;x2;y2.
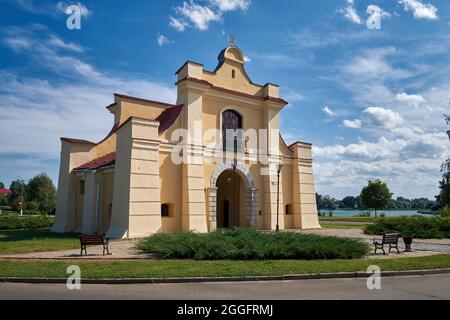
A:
320;222;366;229
0;229;79;255
319;216;375;223
0;254;449;279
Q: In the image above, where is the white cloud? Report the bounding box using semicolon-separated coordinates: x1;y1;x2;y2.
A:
9;0;92;17
209;0;250;12
243;55;251;63
339;5;362;24
3;37;32;51
367;4;391;18
172;1;221;31
0;26;176;161
343;119;362;128
47;35;84;52
56;1;91;18
8;0;41;13
396;92;426;107
170;0;251;32
313;130;449;198
157;34;172;47
286;28;385;49
362;107;404;128
169;16;186;32
399;0;438;20
284;91;304;104
323;106;335;116
343;47;411;80
256;53;302;69
333;46;449;135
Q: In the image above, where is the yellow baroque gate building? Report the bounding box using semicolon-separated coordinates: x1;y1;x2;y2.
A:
53;45;321;239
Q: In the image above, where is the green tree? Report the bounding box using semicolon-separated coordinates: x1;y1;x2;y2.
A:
360;180;393;218
342;196;357;209
315;194;339;210
0;181;4;189
27;173;57;214
0;194;7;206
9;179;26;212
355;195;365;209
438;114;450;209
438;159;450;208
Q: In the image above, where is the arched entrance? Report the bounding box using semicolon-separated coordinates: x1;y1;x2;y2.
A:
208;164;258;231
216;169;243;228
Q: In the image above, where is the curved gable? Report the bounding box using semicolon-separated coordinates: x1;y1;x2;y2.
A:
203;47;264;96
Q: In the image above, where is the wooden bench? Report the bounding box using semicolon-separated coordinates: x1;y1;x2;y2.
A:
79;234;110;256
373;233;400;255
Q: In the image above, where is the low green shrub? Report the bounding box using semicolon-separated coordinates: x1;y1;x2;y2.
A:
26;201;40;212
440;207;450;218
136;228;370;260
357;212;372;217
365;216;450;239
0;215;55;230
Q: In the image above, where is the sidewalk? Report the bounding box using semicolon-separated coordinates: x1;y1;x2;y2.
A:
0;239;153;260
293;228;450;253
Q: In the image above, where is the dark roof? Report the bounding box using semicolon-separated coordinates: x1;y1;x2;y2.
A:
0;189;11;195
74;152;116;171
61;137;96;145
156;104;184;134
288;141;313;149
114;93;178;108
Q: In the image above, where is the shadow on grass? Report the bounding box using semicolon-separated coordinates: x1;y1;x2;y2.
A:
0;228;79;242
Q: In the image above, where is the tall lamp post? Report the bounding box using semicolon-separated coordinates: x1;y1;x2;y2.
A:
276;163;282;232
18;177;24;216
232;136;238;227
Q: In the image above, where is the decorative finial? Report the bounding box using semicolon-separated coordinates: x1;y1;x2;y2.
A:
228;34;236;47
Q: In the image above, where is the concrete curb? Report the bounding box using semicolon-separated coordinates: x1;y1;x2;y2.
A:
1;268;450;285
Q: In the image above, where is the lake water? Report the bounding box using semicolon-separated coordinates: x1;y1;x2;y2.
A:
320;210;423;217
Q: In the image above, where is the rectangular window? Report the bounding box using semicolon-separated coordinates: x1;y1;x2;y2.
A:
285;204;292;215
79;180;85;196
161;204;170;217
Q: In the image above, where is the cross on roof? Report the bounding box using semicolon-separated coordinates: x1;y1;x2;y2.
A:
228;34;236;47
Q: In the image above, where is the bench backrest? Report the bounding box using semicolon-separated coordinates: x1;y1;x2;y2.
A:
80;234;105;244
382;233;399;244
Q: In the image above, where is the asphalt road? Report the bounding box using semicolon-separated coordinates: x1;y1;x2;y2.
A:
0;274;449;300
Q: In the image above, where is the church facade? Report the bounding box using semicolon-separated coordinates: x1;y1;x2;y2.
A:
53;45;320;239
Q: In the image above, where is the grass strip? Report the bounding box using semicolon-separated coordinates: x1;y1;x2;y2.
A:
320;223;366;229
0;229;79;254
1;254;449;279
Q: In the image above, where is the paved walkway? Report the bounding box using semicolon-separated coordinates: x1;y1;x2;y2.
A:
0;240;146;260
1;228;449;260
293;228;450;253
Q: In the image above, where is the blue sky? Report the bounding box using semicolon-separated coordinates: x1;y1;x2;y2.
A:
0;0;449;199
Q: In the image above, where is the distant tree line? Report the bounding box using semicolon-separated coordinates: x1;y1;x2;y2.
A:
316;194;437;211
0;173;56;215
437;114;450;209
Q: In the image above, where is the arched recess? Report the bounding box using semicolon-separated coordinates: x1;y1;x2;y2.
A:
207;163;258;231
221;109;243;150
